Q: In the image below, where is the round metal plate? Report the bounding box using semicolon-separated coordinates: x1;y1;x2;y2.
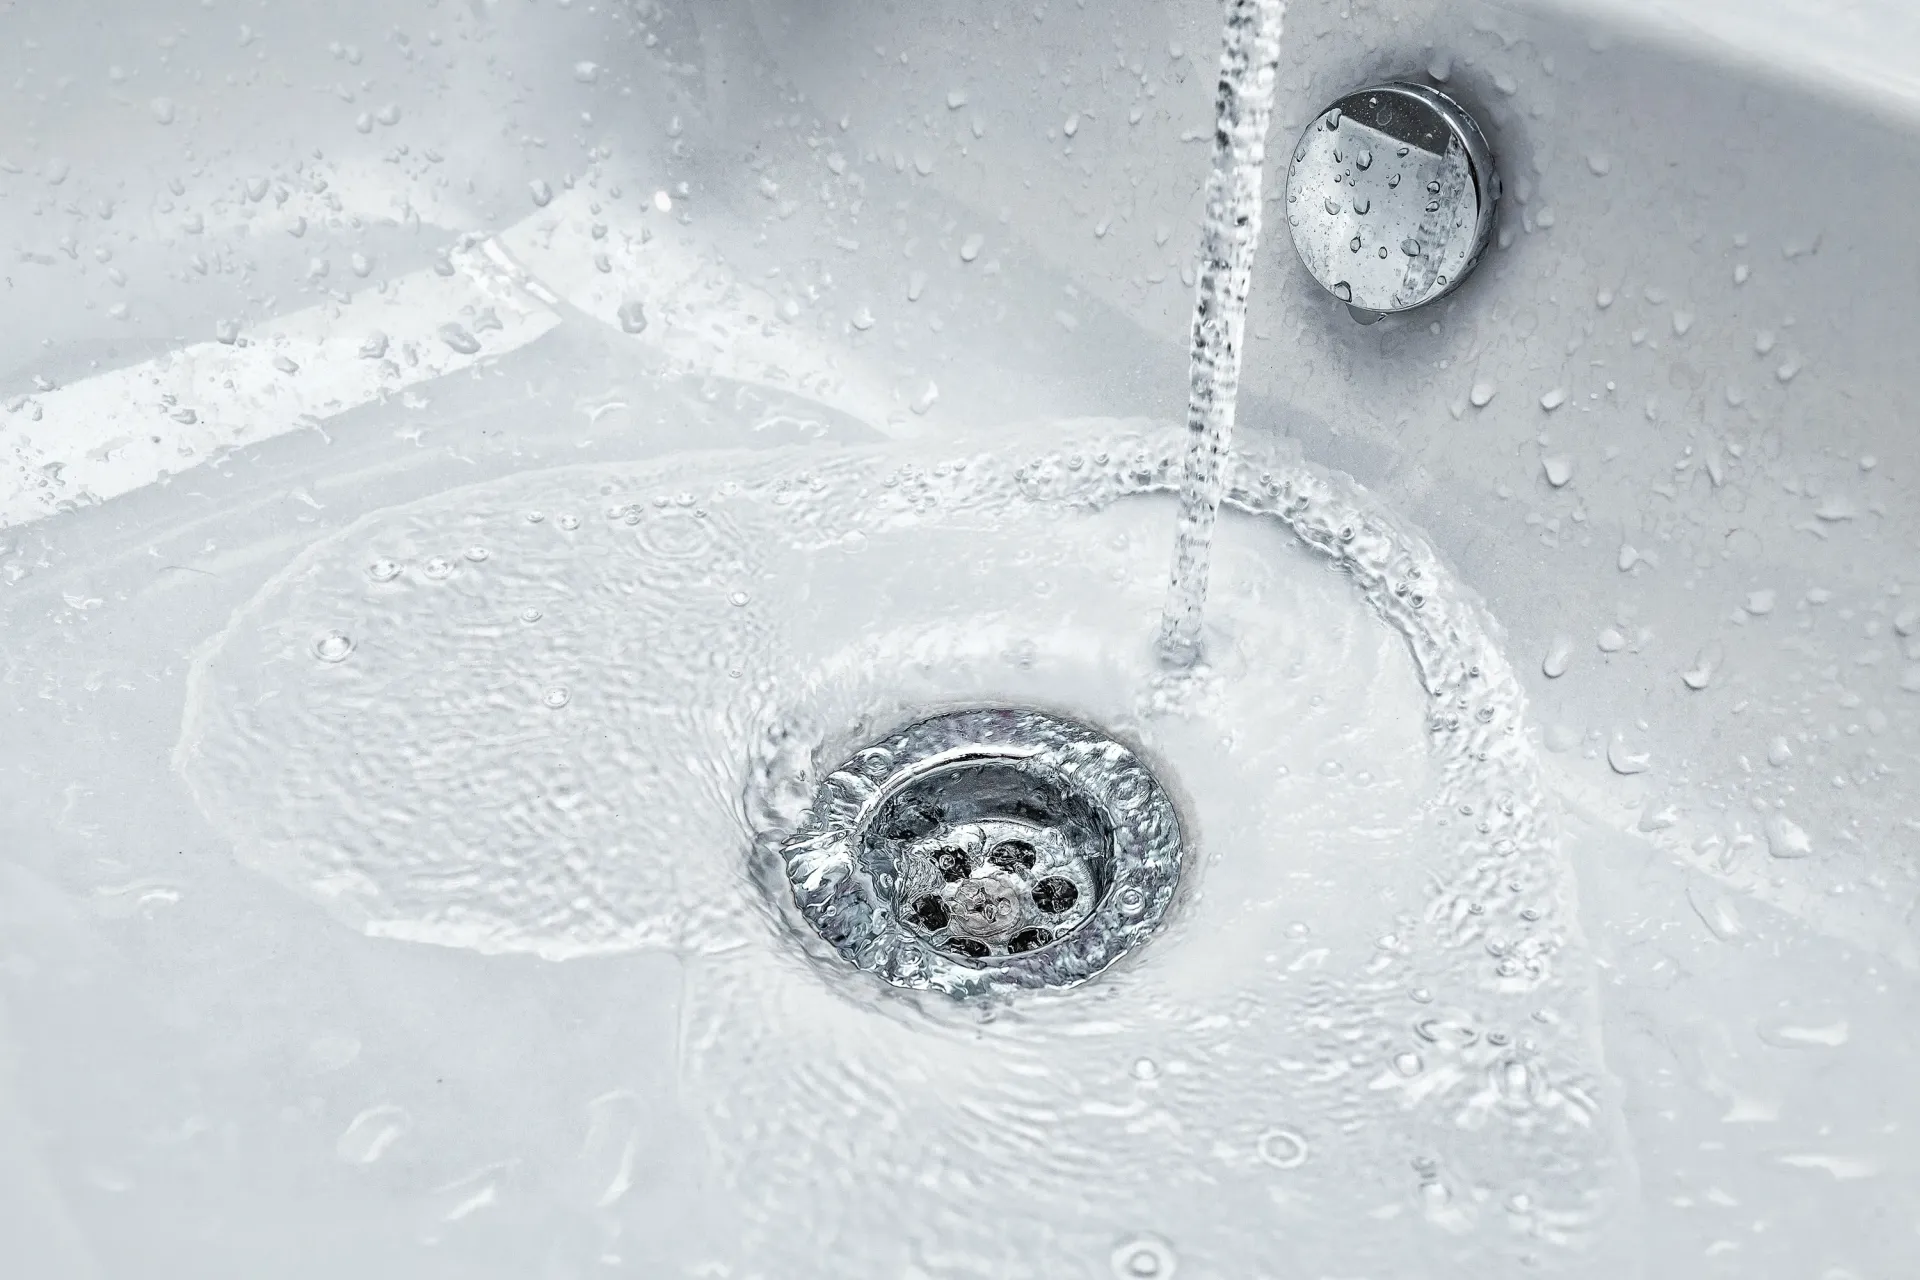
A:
1284;82;1499;315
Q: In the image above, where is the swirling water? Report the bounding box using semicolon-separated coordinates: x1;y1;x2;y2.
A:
178;418;1631;1276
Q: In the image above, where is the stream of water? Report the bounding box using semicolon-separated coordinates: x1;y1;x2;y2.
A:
1159;0;1287;666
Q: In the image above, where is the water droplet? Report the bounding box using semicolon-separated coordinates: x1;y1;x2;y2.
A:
519;606;544;624
557;514;581;531
273;354;300;376
572;60;601;83
1393;1050;1423;1076
1356;148;1372;170
617;300;648;334
1349;235;1362;253
1607;737;1651;775
1063;113;1080;137
335;1104;410;1164
529;178;554;207
1130;1057;1159;1081
729;591;751;607
1256;1126;1309;1168
1539;388;1567;412
1332;281;1353;303
367;559;401;583
313;632;355;663
464;546;490;562
1323;196;1341;216
1542;635;1572;678
1111;1234;1178;1279
150;97;176;125
439;323;480;355
1542;455;1573;487
359;331;388;359
1401;238;1422;257
1469;381;1496;408
1325;108;1342;130
1765;814;1813;859
423;557;453;580
1353;196;1370;215
1767;736;1793;767
1117;885;1147;914
1587;153;1611;176
543;686;572;710
959;232;985;262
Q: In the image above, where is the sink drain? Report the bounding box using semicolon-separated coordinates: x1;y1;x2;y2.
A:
778;708;1183;996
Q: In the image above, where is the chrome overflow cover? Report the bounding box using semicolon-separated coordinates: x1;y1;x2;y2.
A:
1285;82;1499;322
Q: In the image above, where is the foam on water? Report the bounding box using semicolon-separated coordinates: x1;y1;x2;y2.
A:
178;418;1631;1276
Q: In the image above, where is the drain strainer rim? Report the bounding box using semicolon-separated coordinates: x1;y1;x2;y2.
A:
777;707;1184;997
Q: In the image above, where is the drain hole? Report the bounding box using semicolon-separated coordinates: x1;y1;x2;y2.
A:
1007;926;1052;953
909;895;950;931
777;708;1184;995
1032;877;1080;915
987;839;1038;873
932;847;972;883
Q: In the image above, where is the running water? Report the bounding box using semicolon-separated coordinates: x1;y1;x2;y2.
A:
1159;0;1287;666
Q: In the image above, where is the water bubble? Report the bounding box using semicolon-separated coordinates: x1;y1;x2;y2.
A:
1117;885;1147;914
423;557;453;580
313;631;355;663
367;559;401;583
1130;1057;1160;1081
557;514;581;531
542;686;572;710
1256;1126;1310;1169
1111;1234;1177;1278
729;591;751;607
463;546;490;562
519;607;544;624
617;300;649;334
1392;1050;1424;1076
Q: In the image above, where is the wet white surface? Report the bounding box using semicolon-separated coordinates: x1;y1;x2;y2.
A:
5;0;1919;1276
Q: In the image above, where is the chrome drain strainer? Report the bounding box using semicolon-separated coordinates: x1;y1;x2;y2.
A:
778;709;1183;996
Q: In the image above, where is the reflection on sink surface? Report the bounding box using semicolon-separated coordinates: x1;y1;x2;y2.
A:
3;2;1918;1277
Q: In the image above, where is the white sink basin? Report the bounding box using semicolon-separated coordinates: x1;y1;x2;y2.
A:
4;2;1915;1276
